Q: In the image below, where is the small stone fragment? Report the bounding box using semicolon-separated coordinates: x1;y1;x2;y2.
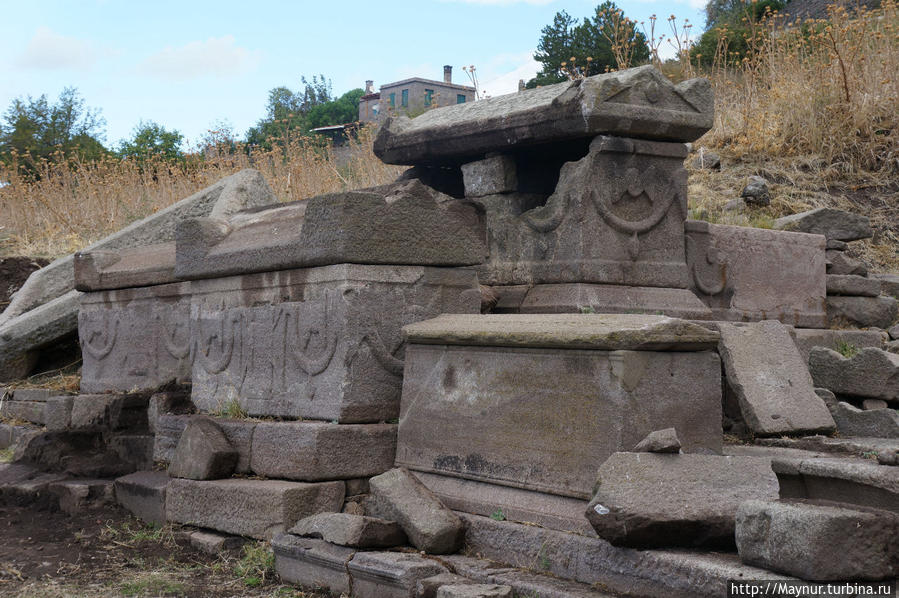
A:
437;584;513;598
288;512;406;548
863;399;889;410
826;274;881;297
168;416;238;480
368;468;464;554
774;207;873;241
826;250;868;276
740;176;770;206
461;154;517;197
633;428;681;453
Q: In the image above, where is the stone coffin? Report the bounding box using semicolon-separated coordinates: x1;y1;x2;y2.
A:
476;136;694;291
395;314;722;533
685;221;826;327
78;281;191;393
190;264;480;422
174;179;487;281
374;66;713;165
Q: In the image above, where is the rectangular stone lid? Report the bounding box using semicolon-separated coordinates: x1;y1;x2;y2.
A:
374;65;713;165
403;314;720;351
74;242;177;291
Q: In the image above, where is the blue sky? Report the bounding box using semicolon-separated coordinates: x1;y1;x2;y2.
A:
0;0;704;149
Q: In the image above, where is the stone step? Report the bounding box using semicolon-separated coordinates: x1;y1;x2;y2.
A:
48;478;115;514
458;513;801;598
0;462;69;507
115;470;170;526
166;478;345;539
0;421;41;450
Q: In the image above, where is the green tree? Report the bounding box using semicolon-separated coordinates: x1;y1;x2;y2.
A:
0;87;107;168
527;2;649;88
691;0;785;65
117;121;184;163
307;89;364;130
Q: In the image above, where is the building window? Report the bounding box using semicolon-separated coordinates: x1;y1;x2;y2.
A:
389;93;395;107
425;89;434;107
401;89;409;107
457;94;466;104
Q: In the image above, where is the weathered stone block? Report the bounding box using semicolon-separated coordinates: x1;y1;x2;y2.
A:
186;530;247;555
374;66;713;164
168;416;237;480
0;400;46;425
0;290;80;383
44;396;73;431
349;551;449;598
175;179;486;280
272;535;354;594
166;478;345;539
437;585;512;598
477;136;693;290
249;422;396;481
369;468;464;554
791;328;884;363
773;457;899;513
74;242;177;292
147;391;192;434
288;512;406;548
826;250;868;276
114;470;170;526
189;264;479;422
153;414;189;464
774;207;873;241
736;499;898;581
49;478;114;514
717;321;835;436
461;154;517;197
585;453;779;548
398;315;722;503
827;295;898;329
809;347;899;402
685;221;826;327
826;274;881;297
873;273;899;301
78;281;191;393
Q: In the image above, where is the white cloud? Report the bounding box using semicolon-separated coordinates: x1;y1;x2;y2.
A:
16;27;100;71
138;35;261;81
479;53;541;97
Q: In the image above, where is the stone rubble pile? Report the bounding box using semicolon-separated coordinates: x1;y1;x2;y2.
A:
2;65;898;597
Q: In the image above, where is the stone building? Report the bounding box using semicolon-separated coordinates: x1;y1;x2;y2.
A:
358;65;476;123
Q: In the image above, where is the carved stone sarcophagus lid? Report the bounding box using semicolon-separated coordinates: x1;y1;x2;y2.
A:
374;65;713;166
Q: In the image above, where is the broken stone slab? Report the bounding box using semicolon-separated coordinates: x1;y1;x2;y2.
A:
0;290;80;383
773;456;899;513
403;313;719;351
717;321;835;436
634;428;681;453
757;435;899;460
288;512;406;548
437;585;513;598
829;400;899;438
791;328;884;363
189;264;480;422
168;416;237;480
74;242;177;292
585;453;779;548
476;136;694;291
826;238;848;250
684;221;827;328
175;179;486;281
891;324;899;341
809;347;899;402
827;295;898;328
872;273;899;300
774;207;873;242
153;414;189;464
8;388;55;401
0;463;70;507
398;315;722;503
375;66;713;165
461;154;517;197
419;575;476;598
68;393;148;430
0;169;273;325
249;422;396;481
368;468;464;554
49;478;114;515
166;478;345;539
736;499;899;581
78;281;192;393
826;250;868;276
460;513;800;598
114;470;170;526
349;551;451;598
516;283;713;320
272;534;355;594
826;274;881;297
186;530;247;555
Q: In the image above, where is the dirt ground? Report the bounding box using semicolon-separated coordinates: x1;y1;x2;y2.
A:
0;257;47;312
0;501;333;598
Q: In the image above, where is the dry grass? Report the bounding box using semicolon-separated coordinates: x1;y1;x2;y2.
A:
0;126;403;259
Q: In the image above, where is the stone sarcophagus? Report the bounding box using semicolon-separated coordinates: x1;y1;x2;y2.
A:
395;314;723;533
189;265;480;422
375;66;715;319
